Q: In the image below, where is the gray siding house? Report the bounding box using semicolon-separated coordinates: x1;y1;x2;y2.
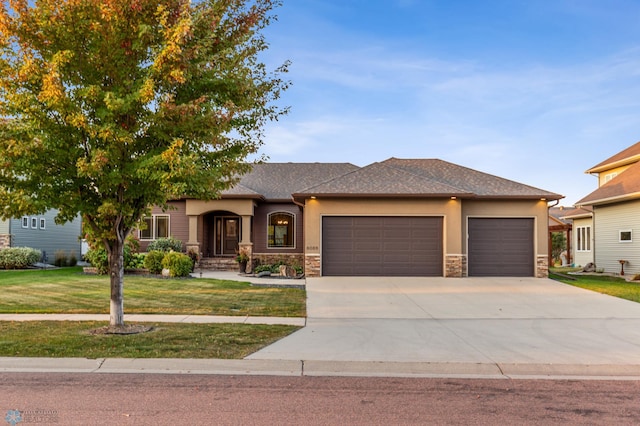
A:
0;209;82;262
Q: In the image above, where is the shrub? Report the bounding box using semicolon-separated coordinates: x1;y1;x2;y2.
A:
54;250;68;267
85;235;141;274
144;250;166;274
147;237;183;253
0;247;42;269
161;251;193;277
127;253;146;269
84;247;108;274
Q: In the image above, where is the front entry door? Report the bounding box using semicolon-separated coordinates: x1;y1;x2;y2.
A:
215;217;240;256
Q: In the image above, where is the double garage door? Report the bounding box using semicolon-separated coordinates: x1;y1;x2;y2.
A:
322;216;443;276
321;216;535;277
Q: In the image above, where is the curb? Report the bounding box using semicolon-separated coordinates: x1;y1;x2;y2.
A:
1;357;639;380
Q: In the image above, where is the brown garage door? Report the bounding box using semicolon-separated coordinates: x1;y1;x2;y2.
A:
468;218;534;277
322;216;443;276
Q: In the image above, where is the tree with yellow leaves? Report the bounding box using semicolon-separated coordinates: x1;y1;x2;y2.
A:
0;0;289;327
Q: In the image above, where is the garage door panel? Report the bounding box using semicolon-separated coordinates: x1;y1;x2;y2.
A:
322;216;443;276
468;218;534;277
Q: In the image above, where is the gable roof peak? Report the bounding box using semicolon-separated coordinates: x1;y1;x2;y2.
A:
585;141;640;174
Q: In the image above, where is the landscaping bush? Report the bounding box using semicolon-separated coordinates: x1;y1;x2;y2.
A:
127;253;146;269
84;247;108;274
85;238;139;274
161;251;193;277
147;237;183;253
0;247;42;269
54;250;68;267
144;250;166;274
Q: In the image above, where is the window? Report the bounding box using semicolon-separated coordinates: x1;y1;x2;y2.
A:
31;217;37;229
576;226;591;251
139;215;170;240
619;230;632;243
268;212;294;248
604;172;618;184
39;218;46;230
21;216;29;228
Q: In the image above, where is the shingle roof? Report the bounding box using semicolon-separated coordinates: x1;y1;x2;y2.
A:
577;161;640;206
383;158;562;199
585;141;640;174
293;161;472;197
293;158;563;200
223;163;360;201
557;206;593;220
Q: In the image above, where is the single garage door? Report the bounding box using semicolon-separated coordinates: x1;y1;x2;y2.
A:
468;218;534;277
322;216;443;276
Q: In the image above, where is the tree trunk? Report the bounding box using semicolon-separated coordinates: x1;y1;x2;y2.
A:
107;237;125;327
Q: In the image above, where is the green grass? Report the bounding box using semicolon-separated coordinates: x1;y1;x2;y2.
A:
0;321;299;359
550;270;640;303
0;267;306;317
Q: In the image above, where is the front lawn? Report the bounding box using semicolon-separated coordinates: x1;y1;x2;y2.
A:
0;321;299;359
0;267;306;317
550;270;640;303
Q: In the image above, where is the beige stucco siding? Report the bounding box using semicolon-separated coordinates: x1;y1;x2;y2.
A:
186;199;255;217
572;216;594;268
303;197;462;256
462;199;549;257
593;201;640;276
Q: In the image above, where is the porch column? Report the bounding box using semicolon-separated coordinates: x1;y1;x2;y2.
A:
186;215;200;255
238;215;253;273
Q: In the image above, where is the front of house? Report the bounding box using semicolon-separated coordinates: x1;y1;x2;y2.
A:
140;158;562;278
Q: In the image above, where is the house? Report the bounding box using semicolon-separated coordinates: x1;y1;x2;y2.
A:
576;141;640;276
558;206;593;268
141;158;563;278
0;209;83;262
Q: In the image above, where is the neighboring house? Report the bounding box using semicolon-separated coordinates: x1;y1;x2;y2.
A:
557;206;594;268
548;206;573;266
141;158;562;278
0;209;83;262
576;141;640;276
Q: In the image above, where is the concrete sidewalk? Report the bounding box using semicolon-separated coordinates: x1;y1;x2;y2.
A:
0;313;305;326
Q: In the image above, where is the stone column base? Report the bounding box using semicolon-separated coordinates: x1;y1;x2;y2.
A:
0;234;10;250
537;255;549;278
305;254;321;277
445;254;466;277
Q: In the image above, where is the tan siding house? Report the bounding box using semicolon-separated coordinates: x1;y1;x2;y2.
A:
147;158;562;278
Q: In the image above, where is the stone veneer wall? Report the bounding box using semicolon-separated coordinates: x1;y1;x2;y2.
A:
445;255;466;278
304;254;321;277
536;255;549;278
0;234;10;250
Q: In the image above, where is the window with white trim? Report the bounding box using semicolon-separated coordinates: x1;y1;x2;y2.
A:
576;226;591;252
39;218;46;230
21;216;29;228
30;217;37;229
619;230;632;243
139;215;170;240
604;172;618;184
268;212;294;248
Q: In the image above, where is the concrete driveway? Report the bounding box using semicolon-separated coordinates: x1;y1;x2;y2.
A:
247;277;640;375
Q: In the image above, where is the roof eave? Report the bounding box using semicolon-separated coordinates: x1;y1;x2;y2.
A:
585;154;640;174
577;191;640;207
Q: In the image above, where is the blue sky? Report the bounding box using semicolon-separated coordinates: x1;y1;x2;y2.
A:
259;0;640;205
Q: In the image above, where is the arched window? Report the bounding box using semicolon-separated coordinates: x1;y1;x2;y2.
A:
268;212;294;248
